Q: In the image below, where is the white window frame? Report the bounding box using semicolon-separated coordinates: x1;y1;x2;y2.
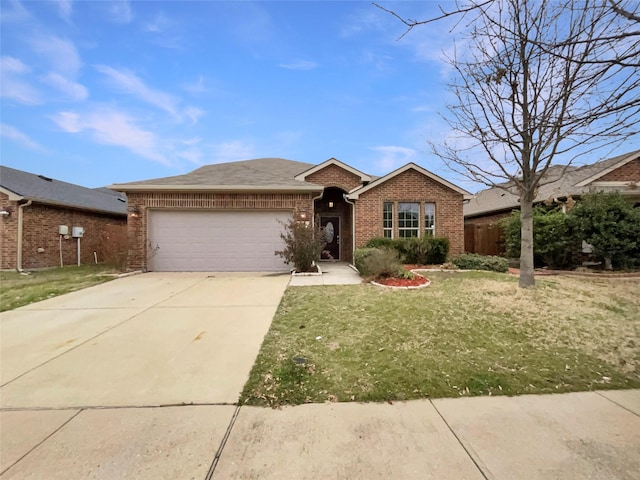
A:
398;202;420;238
424;202;435;237
383;202;393;238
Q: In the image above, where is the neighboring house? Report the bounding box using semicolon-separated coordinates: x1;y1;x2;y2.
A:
464;149;640;255
0;166;128;270
110;158;470;272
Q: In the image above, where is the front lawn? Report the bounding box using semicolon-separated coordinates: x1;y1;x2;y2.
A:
241;271;640;407
0;265;120;312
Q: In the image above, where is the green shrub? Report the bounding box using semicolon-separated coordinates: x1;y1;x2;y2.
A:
570;191;640;270
354;247;403;278
451;254;509;272
427;237;450;264
353;248;381;276
500;207;579;269
364;236;450;265
399;236;450;264
275;219;326;272
365;237;397;249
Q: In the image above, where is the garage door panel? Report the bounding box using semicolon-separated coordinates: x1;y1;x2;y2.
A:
148;210;292;272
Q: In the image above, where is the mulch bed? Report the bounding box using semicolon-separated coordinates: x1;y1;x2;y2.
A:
374;274;429;288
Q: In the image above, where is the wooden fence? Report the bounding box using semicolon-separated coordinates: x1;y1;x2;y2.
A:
464;223;505;256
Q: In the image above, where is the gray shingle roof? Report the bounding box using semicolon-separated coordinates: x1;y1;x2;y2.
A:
111;158;321;190
0;166;127;215
464;150;640;218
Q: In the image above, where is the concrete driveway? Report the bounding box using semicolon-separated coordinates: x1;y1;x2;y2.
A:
1;272;289;478
1;272;289;409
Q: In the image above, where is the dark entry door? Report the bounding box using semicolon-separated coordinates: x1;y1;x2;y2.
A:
320;216;340;260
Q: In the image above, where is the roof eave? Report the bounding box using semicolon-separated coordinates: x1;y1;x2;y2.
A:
294;158;372;183
347;162;470;199
108;184;324;193
15;196;126;216
0;186;24;201
575;150;640;187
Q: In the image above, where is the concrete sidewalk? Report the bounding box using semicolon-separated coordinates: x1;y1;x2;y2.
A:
3;389;638;479
289;262;362;286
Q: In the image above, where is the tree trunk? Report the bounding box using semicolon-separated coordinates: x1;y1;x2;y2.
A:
519;197;535;288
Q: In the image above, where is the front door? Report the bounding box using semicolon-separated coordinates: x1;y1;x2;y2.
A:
320;216;340;260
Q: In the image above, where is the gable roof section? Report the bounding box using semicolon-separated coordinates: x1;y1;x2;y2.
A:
347;163;471;200
575;149;640;186
0;165;127;215
295;158;371;183
111;158;322;192
464;149;640;218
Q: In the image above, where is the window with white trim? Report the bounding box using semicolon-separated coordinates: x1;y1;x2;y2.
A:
398;202;419;238
383;202;393;238
424;202;435;236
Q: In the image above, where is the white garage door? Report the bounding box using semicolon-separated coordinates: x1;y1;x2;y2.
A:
148;210;292;272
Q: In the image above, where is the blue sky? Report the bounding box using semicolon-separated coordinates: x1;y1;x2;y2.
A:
1;1;637;193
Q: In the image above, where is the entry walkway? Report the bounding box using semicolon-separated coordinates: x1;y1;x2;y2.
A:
288;262;362;286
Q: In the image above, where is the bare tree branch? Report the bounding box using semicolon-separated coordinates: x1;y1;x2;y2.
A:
379;0;640;287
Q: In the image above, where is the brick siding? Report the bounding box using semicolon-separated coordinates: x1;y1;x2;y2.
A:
0;193;19;269
354;169;465;255
125;191;315;271
0;195;126;270
306;164;363;192
464;211;512;226
599;158;640;182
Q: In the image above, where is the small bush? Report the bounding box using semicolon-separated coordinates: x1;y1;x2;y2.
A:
364;236;450;265
365;237;397;249
98;224;128;269
353;248;381;276
427;237;450;264
354;248;403;278
364;249;403;278
451;254;509;272
275;219;326;272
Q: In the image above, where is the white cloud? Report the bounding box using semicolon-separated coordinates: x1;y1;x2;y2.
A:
0;0;31;23
1;56;30;74
52;109;168;164
43;72;88;101
279;60;319;71
0;56;42;104
30;35;82;77
107;0;133;24
182;137;202;146
56;0;73;21
212;140;255;163
95;65;180;118
371;145;417;172
176;148;203;165
0;123;47;152
145;11;170;33
183;106;204;124
184;75;208;95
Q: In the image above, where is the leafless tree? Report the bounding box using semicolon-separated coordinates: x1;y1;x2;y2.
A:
377;0;640;287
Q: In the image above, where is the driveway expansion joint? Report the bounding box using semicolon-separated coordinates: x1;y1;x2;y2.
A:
595;390;640;417
0;409;82;476
205;405;241;480
429;399;491;480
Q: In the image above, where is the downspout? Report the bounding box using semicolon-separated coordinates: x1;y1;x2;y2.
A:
343;194;356;264
17;200;33;272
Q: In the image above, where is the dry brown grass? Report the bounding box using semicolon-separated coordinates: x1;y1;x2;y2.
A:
241;271;640;407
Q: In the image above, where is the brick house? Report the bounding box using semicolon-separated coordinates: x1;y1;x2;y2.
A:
111;158;470;272
0;166;127;270
464;149;640;255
